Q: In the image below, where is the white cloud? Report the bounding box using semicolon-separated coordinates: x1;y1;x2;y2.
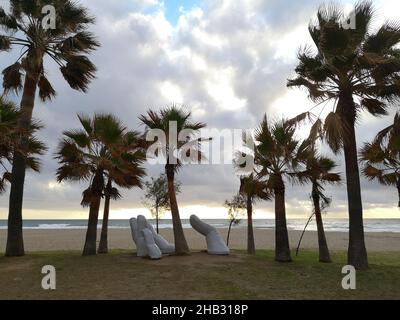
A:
0;0;397;219
160;81;184;103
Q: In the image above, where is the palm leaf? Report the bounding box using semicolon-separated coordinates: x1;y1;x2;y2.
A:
2;62;23;93
38;73;56;101
324;112;343;154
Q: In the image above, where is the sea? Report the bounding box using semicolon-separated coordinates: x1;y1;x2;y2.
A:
0;219;399;233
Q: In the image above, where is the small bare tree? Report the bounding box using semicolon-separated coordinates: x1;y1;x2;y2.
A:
224;194;246;246
143;174;181;233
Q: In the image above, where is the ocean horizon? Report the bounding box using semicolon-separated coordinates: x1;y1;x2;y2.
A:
0;218;399;233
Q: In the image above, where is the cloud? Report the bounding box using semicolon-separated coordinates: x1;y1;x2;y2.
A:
0;0;398;219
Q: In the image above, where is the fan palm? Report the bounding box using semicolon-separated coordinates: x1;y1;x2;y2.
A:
247;115;310;262
0;0;99;256
0;96;46;194
55;114;145;256
97;131;146;254
239;174;272;255
97;178;120;254
361;113;400;207
287;1;400;269
139;105;206;255
299;152;341;262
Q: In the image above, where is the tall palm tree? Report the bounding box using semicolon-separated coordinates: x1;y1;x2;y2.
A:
139;106;206;255
56;114;145;256
287;1;400;269
299;153;341;262
0;97;46;194
0;0;99;256
239;174;272;255
248;115;309;262
361;113;400;207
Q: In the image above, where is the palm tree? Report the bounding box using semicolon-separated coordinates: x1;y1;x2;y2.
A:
139;106;206;255
0;0;99;256
287;1;400;269
98;130;146;254
97;178;120;253
239;174;272;255
249;115;309;262
0;98;20;192
0;97;46;195
299;153;341;262
361;113;400;207
56;114;145;256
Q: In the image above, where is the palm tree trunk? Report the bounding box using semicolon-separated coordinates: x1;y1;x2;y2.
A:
274;175;292;262
6;71;40;257
397;178;400;208
83;170;104;256
98;179;112;254
296;213;314;256
339;92;368;270
247;195;256;255
156;206;159;234
312;183;331;263
166;164;189;255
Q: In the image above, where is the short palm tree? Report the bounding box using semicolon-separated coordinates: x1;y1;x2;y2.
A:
0;97;46;194
0;0;99;256
97;131;146;254
56;114;145;256
299;152;341;262
239;174;272;255
139;106;206;255
97;178;121;253
250;115;310;262
361;113;400;207
287;1;400;269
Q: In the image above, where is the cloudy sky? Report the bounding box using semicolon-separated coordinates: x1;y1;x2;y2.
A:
0;0;399;220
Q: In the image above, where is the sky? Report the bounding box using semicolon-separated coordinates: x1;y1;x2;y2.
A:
0;0;400;220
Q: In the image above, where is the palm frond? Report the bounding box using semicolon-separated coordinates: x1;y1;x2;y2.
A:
324;112;343;154
60;55;97;92
2;62;23;94
38;73;56;101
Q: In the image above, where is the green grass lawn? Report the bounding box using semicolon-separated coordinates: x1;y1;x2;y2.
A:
0;250;399;300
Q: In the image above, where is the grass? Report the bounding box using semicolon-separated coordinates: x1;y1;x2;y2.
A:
0;250;399;300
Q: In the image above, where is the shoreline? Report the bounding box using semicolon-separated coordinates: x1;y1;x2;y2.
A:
0;226;399;234
1;228;399;253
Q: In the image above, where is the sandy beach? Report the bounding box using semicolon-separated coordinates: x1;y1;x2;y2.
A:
0;228;399;252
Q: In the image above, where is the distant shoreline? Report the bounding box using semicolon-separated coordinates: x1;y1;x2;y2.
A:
1;228;399;253
1;218;399;233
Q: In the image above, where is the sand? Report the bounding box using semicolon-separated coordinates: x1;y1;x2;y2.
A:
0;228;399;252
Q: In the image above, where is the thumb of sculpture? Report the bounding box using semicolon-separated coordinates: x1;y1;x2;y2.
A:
190;215;230;255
